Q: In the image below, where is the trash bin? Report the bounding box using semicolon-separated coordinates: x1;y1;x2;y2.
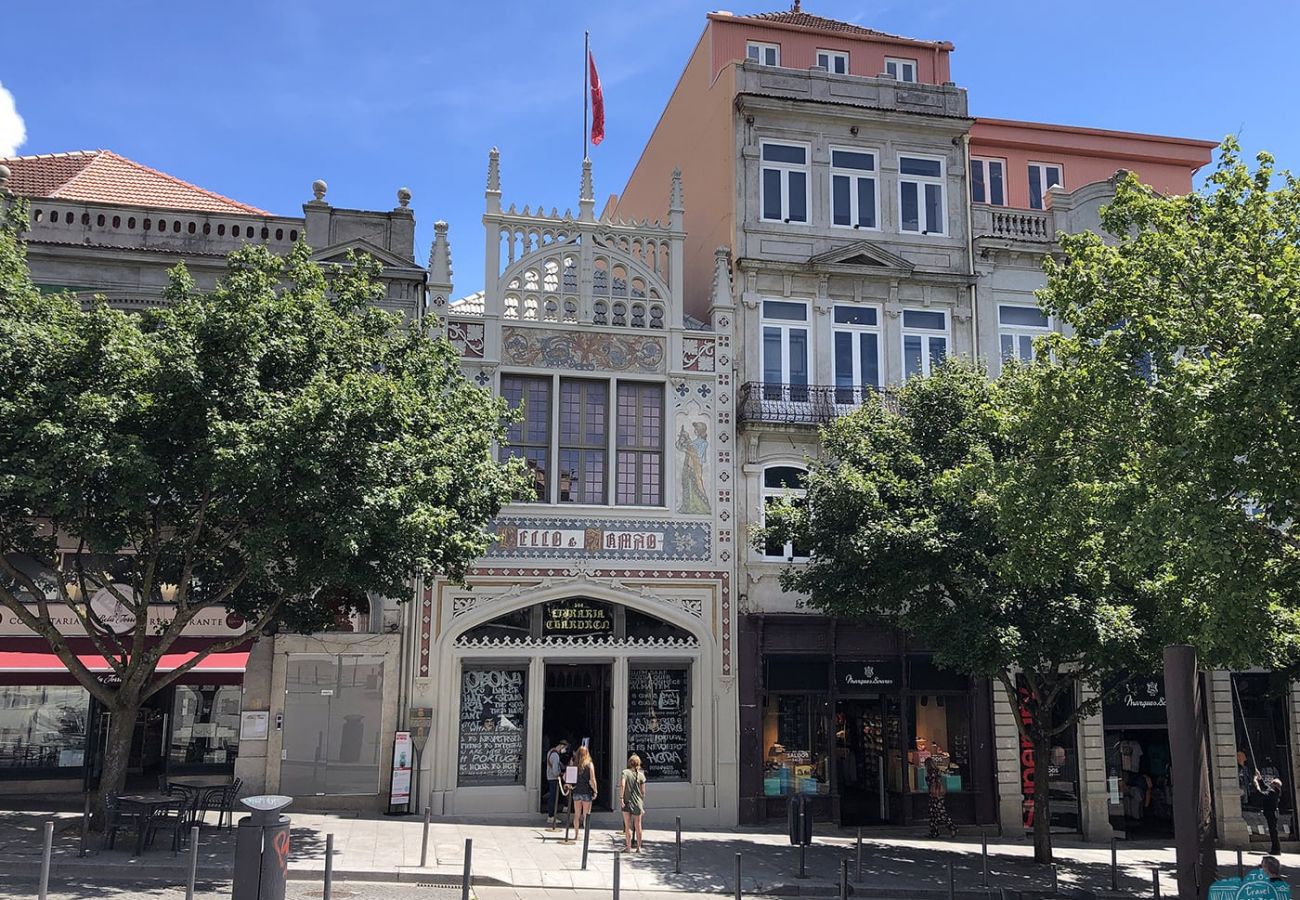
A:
231;795;293;900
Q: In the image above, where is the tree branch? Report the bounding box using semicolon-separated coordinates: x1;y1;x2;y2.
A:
142;596;284;700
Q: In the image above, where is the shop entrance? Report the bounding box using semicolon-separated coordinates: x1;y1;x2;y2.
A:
1105;729;1173;837
87;690;172;791
835;697;899;825
541;663;611;812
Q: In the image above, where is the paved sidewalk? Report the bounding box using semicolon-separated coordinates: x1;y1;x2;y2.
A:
0;808;1288;897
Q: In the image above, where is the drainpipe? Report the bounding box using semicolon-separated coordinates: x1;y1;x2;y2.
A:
961;132;979;363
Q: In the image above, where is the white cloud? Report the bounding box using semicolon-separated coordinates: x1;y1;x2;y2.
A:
0;81;27;157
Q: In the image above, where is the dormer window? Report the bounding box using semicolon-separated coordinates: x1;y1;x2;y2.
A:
885;57;917;83
747;41;780;66
816;49;848;74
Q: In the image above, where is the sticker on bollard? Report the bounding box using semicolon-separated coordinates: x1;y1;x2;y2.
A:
231;795;293;900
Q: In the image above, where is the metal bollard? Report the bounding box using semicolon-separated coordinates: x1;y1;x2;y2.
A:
1152;866;1160;899
1237;849;1244;880
798;838;807;878
582;816;591;870
325;833;334;900
1051;863;1059;895
79;792;91;858
461;838;473;900
856;827;863;882
947;859;955;900
185;825;199;900
840;857;849;900
38;820;53;900
420;807;431;867
1111;838;1118;892
735;851;742;900
675;816;682;875
614;850;621;900
982;829;989;887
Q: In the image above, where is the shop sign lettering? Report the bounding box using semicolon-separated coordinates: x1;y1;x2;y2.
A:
542;599;612;636
602;531;664;551
516;529;585;549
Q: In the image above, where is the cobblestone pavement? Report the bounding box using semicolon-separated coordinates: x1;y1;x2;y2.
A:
0;879;729;900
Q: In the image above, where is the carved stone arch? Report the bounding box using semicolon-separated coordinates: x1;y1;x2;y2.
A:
440;580;714;652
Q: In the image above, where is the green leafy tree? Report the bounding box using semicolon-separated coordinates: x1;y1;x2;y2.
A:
765;362;1147;863
0;202;528;813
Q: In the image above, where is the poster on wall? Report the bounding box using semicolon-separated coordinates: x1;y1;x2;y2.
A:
389;731;412;809
457;667;528;785
1016;678;1081;834
627;667;689;781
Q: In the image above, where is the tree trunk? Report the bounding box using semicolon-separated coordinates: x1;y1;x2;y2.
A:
1032;732;1054;864
95;693;141;824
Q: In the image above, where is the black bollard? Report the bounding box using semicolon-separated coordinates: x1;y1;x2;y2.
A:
840;858;849;900
856;827;863;882
582;815;591;870
1152;866;1160;899
1111;838;1118;892
325;833;335;900
735;851;742;900
614;851;621;900
1052;863;1059;895
79;792;91;858
798;838;807;879
420;806;431;867
38;820;53;900
675;816;682;875
947;859;955;900
982;829;989;887
1237;849;1244;880
185;825;200;900
461;838;473;900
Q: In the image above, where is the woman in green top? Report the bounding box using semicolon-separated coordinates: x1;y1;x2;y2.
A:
619;754;647;852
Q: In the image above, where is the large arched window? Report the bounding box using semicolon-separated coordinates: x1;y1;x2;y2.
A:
761;465;808;560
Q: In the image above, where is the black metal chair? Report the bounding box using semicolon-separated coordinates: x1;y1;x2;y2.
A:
102;794;142;851
144;797;192;855
201;777;243;831
165;783;206;822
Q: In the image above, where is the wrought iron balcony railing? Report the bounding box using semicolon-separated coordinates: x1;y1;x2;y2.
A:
737;382;898;425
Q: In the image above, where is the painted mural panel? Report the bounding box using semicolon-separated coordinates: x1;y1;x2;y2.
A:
501;326;665;373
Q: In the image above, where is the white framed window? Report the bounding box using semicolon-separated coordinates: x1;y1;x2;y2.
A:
761;465;809;560
816;49;848;74
832;305;881;402
970;157;1006;206
760;142;809;224
761;300;810;401
885;57;917;82
746;41;780;66
998;305;1050;363
1028;162;1064;210
829;147;878;230
901;308;948;378
898;154;946;236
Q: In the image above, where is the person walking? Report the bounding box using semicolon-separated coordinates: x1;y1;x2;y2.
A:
545;739;569;828
571;745;597;836
925;755;958;839
1255;771;1284;855
619;754;647;852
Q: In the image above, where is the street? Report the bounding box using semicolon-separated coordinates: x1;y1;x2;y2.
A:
0;880;732;900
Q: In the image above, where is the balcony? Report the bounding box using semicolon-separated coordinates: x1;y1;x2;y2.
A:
971;204;1055;244
737;382;898;426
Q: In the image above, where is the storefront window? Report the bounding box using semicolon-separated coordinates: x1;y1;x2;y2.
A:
0;685;89;769
1233;673;1294;832
627;667;689;781
457;666;528;786
762;695;830;797
169;685;241;768
909;694;970;792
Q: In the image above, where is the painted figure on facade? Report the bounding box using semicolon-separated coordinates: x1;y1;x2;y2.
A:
677;421;710;514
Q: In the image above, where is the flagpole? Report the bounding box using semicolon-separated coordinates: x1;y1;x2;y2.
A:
583;30;590;161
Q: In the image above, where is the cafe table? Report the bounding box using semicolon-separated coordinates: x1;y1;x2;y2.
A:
116;794;181;856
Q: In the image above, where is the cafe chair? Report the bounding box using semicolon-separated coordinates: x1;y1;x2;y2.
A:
201;777;243;832
102;794;142;851
144;798;191;855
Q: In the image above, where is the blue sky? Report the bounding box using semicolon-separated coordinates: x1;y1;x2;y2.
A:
4;0;1296;296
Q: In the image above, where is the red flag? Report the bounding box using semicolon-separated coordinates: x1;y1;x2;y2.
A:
588;50;605;146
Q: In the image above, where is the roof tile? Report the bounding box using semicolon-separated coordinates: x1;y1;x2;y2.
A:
739;6;943;46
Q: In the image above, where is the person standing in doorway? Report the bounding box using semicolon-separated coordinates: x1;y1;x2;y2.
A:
925;755;958;839
1256;771;1285;856
545;739;569;829
620;754;647;852
571;745;597;836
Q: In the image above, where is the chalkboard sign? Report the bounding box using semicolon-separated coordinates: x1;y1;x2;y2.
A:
627;667;689;782
457;667;528;786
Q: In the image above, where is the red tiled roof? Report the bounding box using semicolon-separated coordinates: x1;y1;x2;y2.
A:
0;150;269;216
738;5;948;48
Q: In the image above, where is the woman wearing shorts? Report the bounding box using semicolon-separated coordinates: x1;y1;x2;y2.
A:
571;745;597;835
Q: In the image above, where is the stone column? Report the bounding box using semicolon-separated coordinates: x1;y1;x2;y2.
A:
1076;684;1114;841
1208;670;1250;847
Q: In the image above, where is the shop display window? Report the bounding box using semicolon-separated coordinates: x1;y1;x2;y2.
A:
627;666;690;781
1233;673;1294;824
457;666;528;786
908;693;970;792
0;685;89;769
169;685;241;768
762;694;830;797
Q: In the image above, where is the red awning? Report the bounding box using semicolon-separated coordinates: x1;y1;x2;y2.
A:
0;649;250;673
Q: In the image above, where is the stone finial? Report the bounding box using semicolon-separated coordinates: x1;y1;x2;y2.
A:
0;164;9;193
486;147;501;193
792;0;801;10
429;220;453;287
669;167;684;214
312;179;328;202
397;187;412;208
578;158;595;222
710;245;735;309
